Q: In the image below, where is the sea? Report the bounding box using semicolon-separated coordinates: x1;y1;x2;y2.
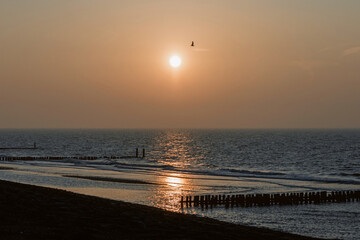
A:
0;129;359;240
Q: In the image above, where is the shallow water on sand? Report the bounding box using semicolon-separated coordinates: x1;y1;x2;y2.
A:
0;129;359;239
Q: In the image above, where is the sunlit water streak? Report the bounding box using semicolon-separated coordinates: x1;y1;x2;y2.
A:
0;129;359;239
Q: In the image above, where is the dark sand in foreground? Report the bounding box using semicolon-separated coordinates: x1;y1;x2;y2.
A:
0;180;324;240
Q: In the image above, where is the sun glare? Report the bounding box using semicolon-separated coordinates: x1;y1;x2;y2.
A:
169;56;182;68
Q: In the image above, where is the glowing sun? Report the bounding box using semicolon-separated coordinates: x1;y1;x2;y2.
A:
169;56;182;68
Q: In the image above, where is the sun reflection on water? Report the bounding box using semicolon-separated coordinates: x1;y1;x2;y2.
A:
165;174;184;187
152;172;199;212
152;129;205;169
149;130;206;211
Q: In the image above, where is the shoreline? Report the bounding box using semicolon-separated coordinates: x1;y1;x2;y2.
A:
0;180;325;240
62;174;157;184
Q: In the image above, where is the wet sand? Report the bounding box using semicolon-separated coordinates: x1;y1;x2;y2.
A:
0;166;15;170
0;180;324;240
63;174;156;184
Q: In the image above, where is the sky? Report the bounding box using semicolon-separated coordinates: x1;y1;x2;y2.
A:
1;0;360;128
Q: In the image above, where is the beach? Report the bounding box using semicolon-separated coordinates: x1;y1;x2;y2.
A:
0;180;323;240
1;129;359;239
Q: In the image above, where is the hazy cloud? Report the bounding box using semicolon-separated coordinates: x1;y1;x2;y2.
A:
343;46;360;56
292;60;330;76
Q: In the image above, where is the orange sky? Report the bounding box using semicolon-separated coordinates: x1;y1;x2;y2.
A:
1;1;360;128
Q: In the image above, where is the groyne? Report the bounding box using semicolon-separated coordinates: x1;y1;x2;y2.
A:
181;190;360;208
0;148;146;160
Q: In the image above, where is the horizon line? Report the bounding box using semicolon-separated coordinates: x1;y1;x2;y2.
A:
0;127;359;130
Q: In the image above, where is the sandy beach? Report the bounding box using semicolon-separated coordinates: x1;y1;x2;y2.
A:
0;180;324;240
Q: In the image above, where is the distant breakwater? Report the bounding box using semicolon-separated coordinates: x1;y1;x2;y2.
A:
0;156;138;160
0;148;146;160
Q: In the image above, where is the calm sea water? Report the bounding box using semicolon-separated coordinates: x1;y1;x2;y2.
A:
0;129;359;239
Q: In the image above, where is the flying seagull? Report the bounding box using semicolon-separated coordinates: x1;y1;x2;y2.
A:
191;41;194;47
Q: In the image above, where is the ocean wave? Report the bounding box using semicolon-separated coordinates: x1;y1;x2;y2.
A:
340;173;360;177
106;161;360;186
3;157;360;186
218;168;286;176
215;167;360;185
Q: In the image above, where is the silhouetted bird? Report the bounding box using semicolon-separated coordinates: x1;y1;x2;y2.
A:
191;41;194;47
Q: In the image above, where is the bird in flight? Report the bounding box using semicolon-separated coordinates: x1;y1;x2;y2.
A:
191;41;194;47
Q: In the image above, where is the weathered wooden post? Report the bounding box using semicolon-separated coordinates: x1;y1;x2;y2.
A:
321;191;327;203
346;191;351;202
338;191;343;202
334;191;339;203
287;193;292;205
263;194;267;206
193;196;196;205
355;190;360;201
316;192;321;204
350;191;354;202
330;191;334;202
200;195;204;205
225;195;230;208
255;194;261;206
246;194;251;207
142;148;145;158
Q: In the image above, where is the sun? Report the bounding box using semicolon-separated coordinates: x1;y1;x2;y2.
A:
169;55;182;68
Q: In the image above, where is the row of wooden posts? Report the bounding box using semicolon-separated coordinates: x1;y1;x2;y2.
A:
0;148;145;161
180;190;360;208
